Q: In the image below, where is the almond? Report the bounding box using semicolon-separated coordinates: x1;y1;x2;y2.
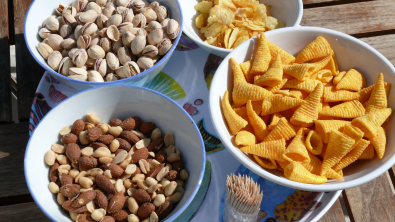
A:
131;148;149;164
112;210;129;222
133;189;151;203
155;150;166;163
71;119;85;135
62;133;78;144
98;134;115;145
61;173;73;186
101;163;124;177
139;122;155;135
147;138;164;152
110;118;122;126
87;127;102;142
79;156;98;169
94;189;108;209
172;161;184;172
156;201;174;219
62;200;88;213
96;174;116;194
90;142;108;150
114;149;126;156
147;164;164;178
132;117;142;128
60;184;80;198
49;162;60;182
71;190;96;207
120;117;136;130
76;214;95;222
138;202;155;219
166;170;179;181
115;138;132;151
66;143;81;164
120;131;140;144
107;192;126;214
101;216;115;222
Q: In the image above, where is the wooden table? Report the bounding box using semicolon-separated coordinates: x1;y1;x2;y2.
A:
1;0;395;221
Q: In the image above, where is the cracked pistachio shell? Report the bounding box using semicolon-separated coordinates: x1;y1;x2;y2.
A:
117;47;132;65
90;33;101;47
161;18;170;30
72;49;88;68
62;6;77;17
123;61;140;77
48;34;64;51
58;57;74;76
107;25;120;41
56;4;67;16
106;52;120;70
122;31;136;47
106;73;119;82
86;57;96;67
148;28;163;45
39;28;51;39
86;2;102;15
68;48;79;58
62;12;77;28
61;38;77;50
149;1;159;9
157;38;172;55
132;0;145;13
107;14;122;27
37;42;53;60
88;45;106;59
131;35;146;55
115;66;127;78
100;38;112;53
48;51;63;70
97;14;108;29
132;13;146;28
88;70;104;82
116;6;128;15
44;16;60;32
142;7;157;23
42;38;49;45
96;0;108;7
77;35;91;49
137;28;147;37
102;3;116;18
122;8;134;23
72;0;88;12
112;39;123;54
74;25;84;40
118;22;134;38
142;45;158;57
97;28;108;38
147;21;161;33
155;5;168;22
137;56;154;70
69;67;88;81
117;0;131;7
60;25;73;39
94;58;107;76
167;19;180;40
57;16;64;28
79;10;99;23
81;22;98;36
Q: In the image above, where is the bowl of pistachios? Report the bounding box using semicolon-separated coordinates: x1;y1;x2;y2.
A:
24;0;183;91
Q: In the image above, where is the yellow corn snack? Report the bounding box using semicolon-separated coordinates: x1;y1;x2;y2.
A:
230;57;247;85
251;100;262;115
324;168;343;179
319;100;365;118
351;108;392;139
277;159;291;170
323;51;339;76
291;83;323;127
336;69;367;91
284;161;327;184
366;73;387;114
314;120;349;143
332;139;370;171
276;90;290;96
250;33;271;75
305;130;323;155
255;55;283;87
253;155;277;169
261;96;305;116
359;82;390;104
358;144;375;159
283;79;321;93
235;130;256;146
246;100;269;141
343;124;364;147
321;130;355;176
267;40;295;65
263;117;296;142
266;77;289;93
294;36;332;64
302;153;342;179
240;139;286;161
371;127;386;160
310;55;332;73
323;86;360;102
240;60;254;83
283;64;315;81
289;90;305;100
221;91;248;135
232;82;272;106
280;108;296;122
317;69;333;83
234;106;254;133
283;128;310;163
333;71;346;86
269;113;282;130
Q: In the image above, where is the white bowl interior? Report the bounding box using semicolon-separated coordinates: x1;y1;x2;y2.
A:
25;86;205;221
209;26;395;192
180;0;303;57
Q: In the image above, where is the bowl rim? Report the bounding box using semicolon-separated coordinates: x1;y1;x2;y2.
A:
181;0;303;54
209;26;395;192
24;0;184;85
24;85;207;222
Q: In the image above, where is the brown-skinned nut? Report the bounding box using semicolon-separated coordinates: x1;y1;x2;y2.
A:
120;131;140;144
66;143;81;164
96;174;116;194
147;138;164;152
166;170;179;181
94;189;108;209
62;133;78;144
133;189;151;203
155;150;166;163
114;148;126;156
112;210;129;222
120;117;136;130
107;192;126;214
115;138;132;151
98;134;115;144
71;119;85;135
76;214;95;222
146;164;164;178
139;122;155;135
138;202;155;219
71;190;96;207
90;142;108;150
87;127;102;142
61;173;73;186
101;163;124;177
110;118;122;126
60;184;80;198
50;162;60;182
79;156;98;169
131;147;149;164
130;166;141;178
62;200;87;213
156;201;174;219
101;216;115;222
132;117;142;128
172;161;184;172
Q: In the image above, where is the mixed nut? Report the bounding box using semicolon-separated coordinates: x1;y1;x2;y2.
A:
45;113;188;222
37;0;180;82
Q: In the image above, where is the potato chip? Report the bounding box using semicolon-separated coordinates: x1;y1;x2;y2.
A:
321;130;355;176
250;33;271;75
333;139;370;171
235;7;254;18
269;113;282;130
255;55;283;87
224;29;232;49
366;73;387;114
240;139;286;161
263;117;296;142
235;130;256;146
267;77;289;93
323;86;360;102
305;130;323;155
261;96;305;116
284;161;327;184
336;69;366;91
283;79;321;93
294;36;332;64
351;108;392;139
228;28;239;49
267;40;295;65
233;32;250;49
207;5;235;26
332;71;346;86
204;22;227;39
317;69;333;83
283;128;310;163
253;2;267;22
230;57;247;85
314;120;349;143
253;155;277;169
246;100;269;141
290;83;323;127
195;14;207;29
371;127;386;159
195;1;213;14
319;100;365;118
234;106;254;133
266;16;286;31
214;0;237;10
232;82;272;106
221;90;248;135
358;144;375;159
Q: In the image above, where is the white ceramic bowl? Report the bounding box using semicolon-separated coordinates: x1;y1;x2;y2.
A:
209;26;395;192
25;86;206;221
180;0;303;58
24;0;183;92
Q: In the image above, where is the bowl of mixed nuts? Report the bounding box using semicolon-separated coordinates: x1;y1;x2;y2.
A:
24;86;206;221
24;0;183;91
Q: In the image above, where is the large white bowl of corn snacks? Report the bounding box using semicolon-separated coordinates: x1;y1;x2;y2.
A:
209;26;395;192
25;86;206;221
180;0;303;58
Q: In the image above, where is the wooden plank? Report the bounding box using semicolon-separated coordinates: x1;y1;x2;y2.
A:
14;0;45;121
303;0;339;4
301;0;395;35
0;202;50;222
343;173;395;222
0;0;11;122
318;199;346;222
359;34;395;66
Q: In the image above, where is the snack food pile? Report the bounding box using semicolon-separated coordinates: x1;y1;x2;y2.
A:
44;113;188;221
221;33;393;184
194;0;285;49
37;0;180;82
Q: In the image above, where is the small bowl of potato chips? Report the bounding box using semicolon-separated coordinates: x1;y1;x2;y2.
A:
209;26;395;192
179;0;303;58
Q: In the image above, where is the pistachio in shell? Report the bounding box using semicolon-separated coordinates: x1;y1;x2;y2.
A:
86;57;96;68
69;67;88;81
96;14;108;29
106;52;120;70
112;39;123;54
94;58;107;76
79;10;98;23
132;13;146;28
107;14;122;27
68;48;79;58
81;22;98;36
131;35;146;55
142;7;157;23
58;57;74;76
147;21;162;33
88;45;106;60
63;12;77;28
106;73;119;82
148;28;163;45
142;45;158;58
123;61;140;77
86;2;101;15
122;8;134;23
72;49;88;68
117;46;132;65
137;56;154;70
117;0;131;7
96;0;107;7
155;5;168;22
37;42;54;60
88;70;104;82
90;33;101;47
167;19;180;40
39;28;51;39
48;51;63;70
102;3;116;18
44;16;60;32
122;31;136;48
60;25;73;39
74;25;84;40
61;38;77;50
131;0;145;13
56;4;68;16
118;22;134;37
62;6;77;17
149;1;160;9
72;0;88;12
77;35;91;49
100;38;112;53
157;38;172;56
106;25;120;41
48;34;64;51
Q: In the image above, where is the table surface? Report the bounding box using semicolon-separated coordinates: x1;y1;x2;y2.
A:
1;0;395;221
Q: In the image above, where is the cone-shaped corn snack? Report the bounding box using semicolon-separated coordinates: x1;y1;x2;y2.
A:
221;90;248;135
285;161;327;184
336;69;366;91
358;144;375;159
314;120;350;143
233;82;272;106
283;79;321;93
255;55;283;87
317;69;333;83
266;77;289;93
234;106;254;133
359;82;390;104
240;139;286;161
263;117;296;142
251;33;271;75
333;139;370;171
366;73;387;113
267;40;295;65
294;36;332;64
333;71;346;86
371;127;386;160
269;113;282;130
240;59;254;84
235;131;256;146
291;83;323;127
319;100;365;118
283;128;310;163
246;100;269;141
323;86;360;102
305;130;323;155
261;96;305;116
351;108;392;139
230;57;247;86
253;155;277;169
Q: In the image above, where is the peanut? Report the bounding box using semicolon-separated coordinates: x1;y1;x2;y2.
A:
45;150;57;166
59;125;71;136
149;159;160;168
131;130;145;139
132;174;145;183
128;214;139;222
160;178;170;188
70;212;79;222
147;184;162;194
69;169;80;179
167;153;180;163
145;177;158;187
116;179;124;192
56;155;69;165
149;152;155;158
87;168;103;176
150;128;162;141
49;182;59;194
119;155;132;168
109;126;123;137
156;167;169;181
135;138;150;149
165;181;177;196
51;144;66;154
125;164;137;175
127;197;139;214
104;170;112;179
166;192;182;203
139;159;150;174
75;171;87;183
112;150;128;164
57;193;66;205
100;123;110;134
87;113;100;125
127;188;137;197
124;179;133;189
86;201;95;213
180;169;189;180
176;180;184;187
91;209;104;221
79;131;90;145
99;156;113;164
137;180;149;190
150;212;159;222
175;186;184;195
153;194;165;207
164;133;174;148
93;147;111;158
58;164;71;174
109;139;120;152
79;177;93;188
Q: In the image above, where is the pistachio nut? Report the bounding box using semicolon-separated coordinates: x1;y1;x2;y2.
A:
149;1;159;9
148;28;163;45
77;35;91;49
96;0;108;7
72;0;88;12
107;14;122;27
132;13;146;28
123;61;140;77
60;25;73;39
142;45;158;58
57;16;65;28
97;28;108;38
161;18;170;29
115;66;127;78
44;16;60;32
69;67;88;81
48;34;64;51
88;70;104;82
102;3;116;18
121;31;136;47
94;58;107;76
88;45;106;59
86;2;102;15
157;38;172;55
96;14;108;29
117;46;132;65
58;57;74;76
72;49;88;67
48;51;63;70
90;33;100;47
137;56;154;70
155;5;168;22
62;6;77;17
63;12;77;28
68;48;79;58
131;35;146;55
37;42;54;60
147;21;161;33
117;0;131;7
116;6;128;15
86;57;96;67
105;73;119;82
106;52;120;70
131;0;145;13
38;28;51;39
151;54;160;64
137;28;147;37
141;7;157;23
61;38;77;50
112;39;123;54
79;10;99;23
107;25;120;41
74;25;84;40
62;48;70;57
167;19;180;40
117;22;134;37
56;4;68;16
100;38;112;53
42;38;49;45
122;8;134;23
81;22;98;36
